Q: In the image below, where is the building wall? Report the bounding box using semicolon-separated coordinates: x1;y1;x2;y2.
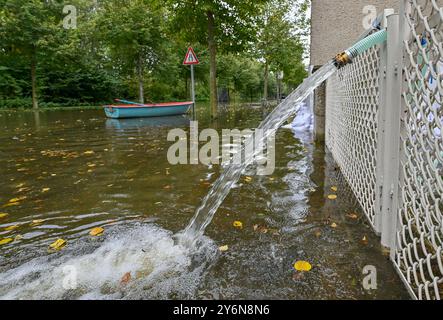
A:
310;0;400;67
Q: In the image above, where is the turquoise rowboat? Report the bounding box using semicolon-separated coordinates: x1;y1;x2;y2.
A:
104;101;193;119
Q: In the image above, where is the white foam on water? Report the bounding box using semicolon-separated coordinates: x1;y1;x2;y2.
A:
0;223;217;300
290;102;314;144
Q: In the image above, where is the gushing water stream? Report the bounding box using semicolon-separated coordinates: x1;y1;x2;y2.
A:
179;62;338;245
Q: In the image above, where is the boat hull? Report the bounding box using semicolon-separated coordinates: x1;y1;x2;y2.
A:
104;102;193;119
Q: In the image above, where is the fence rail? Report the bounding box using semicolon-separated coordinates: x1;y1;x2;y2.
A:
324;0;443;300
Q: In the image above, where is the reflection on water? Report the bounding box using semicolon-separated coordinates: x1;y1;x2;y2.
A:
0;105;409;299
106;116;190;131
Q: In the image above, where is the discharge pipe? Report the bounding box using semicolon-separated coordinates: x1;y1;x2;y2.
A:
333;29;387;68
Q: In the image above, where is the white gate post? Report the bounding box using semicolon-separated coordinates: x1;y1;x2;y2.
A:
380;13;402;249
374;9;394;234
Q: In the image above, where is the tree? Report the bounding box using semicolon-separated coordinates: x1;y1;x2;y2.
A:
0;0;59;109
98;0;166;104
257;0;307;101
170;0;268;117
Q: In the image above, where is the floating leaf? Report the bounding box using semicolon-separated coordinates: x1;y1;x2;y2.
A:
347;213;358;219
244;176;252;183
0;238;14;245
4;225;19;231
30;219;44;226
49;239;66;250
327;194;337;200
42;188;50;192
331;186;338;192
233;221;243;229
362;236;368;245
0;213;8;219
219;245;229;252
84;150;95;155
331;222;338;228
9;197;23;203
294;260;312;272
3;202;19;208
253;224;268;234
90;227;104;236
121;272;132;285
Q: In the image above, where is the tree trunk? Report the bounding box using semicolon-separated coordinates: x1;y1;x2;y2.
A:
137;55;144;104
31;54;38;110
207;10;217;118
263;60;269;102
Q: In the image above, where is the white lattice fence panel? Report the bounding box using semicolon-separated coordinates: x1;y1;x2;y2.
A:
325;46;381;228
393;0;443;300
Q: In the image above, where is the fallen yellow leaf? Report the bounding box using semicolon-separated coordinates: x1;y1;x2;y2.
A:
331;222;338;228
0;238;13;245
347;213;359;219
294;260;312;272
84;150;95;155
3;202;19;207
49;239;67;250
0;213;8;219
219;245;229;252
331;186;338;192
244;176;252;183
362;236;368;245
328;194;337;200
233;221;243;229
9;197;23;203
90;227;104;236
30;219;45;225
4;225;19;231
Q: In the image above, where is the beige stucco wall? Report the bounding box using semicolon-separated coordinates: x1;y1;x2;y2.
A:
310;0;400;66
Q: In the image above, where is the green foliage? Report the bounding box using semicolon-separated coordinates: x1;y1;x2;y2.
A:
169;0;267;53
0;0;309;108
257;0;307;93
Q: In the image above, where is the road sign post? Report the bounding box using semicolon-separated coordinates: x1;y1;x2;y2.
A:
183;47;199;118
191;64;195;116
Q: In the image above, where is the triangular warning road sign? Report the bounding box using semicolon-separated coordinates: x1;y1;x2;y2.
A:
183;47;200;65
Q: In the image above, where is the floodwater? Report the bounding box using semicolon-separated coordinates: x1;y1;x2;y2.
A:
0;104;409;300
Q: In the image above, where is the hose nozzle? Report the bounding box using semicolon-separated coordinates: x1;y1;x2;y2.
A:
333;51;352;69
333;29;388;69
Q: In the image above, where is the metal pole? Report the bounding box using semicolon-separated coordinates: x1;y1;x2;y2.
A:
374;9;394;234
191;64;196;118
380;13;402;249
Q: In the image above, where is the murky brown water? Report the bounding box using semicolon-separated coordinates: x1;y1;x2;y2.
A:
0;104;409;299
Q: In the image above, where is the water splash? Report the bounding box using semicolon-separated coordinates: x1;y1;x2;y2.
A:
0;223;217;300
179;61;337;246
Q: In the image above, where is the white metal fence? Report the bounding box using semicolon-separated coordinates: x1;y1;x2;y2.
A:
324;0;443;300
